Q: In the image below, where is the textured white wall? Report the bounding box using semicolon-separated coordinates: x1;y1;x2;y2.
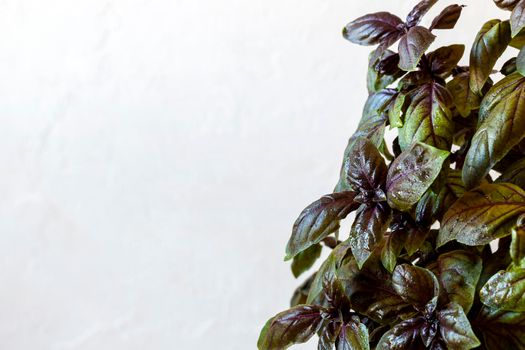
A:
0;1;510;349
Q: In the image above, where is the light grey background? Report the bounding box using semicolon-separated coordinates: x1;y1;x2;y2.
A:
0;0;510;349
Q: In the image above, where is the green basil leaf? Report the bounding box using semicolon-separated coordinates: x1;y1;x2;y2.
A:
257;305;325;350
381;229;408;272
429;4;464;31
345;138;388;191
427;45;465;77
386;142;450;211
497;158;525;188
434;250;482;313
501;57;517;75
388;92;406;128
398;82;454;151
469;19;511;94
336;322;370;350
463;76;525;189
437;302;480;350
343;12;404;46
406;0;438;28
511;0;525;36
477;72;525;125
438;183;525;246
376;317;425;350
475;306;525;349
350;203;391;268
367;49;403;93
511;220;525;268
285;192;359;260
291;243;322;278
480;267;525;311
392;264;439;307
446;72;481;118
398;26;436;72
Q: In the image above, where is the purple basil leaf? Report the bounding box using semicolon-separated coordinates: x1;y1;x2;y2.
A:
398;82;454;151
511;215;525;267
517;45;525;76
290;273;316;307
429;4;464;31
398;26;435;72
462;73;525;189
406;0;439;28
336;322;370;350
285;192;359;260
494;0;522;10
343;12;404;46
511;0;525;36
427;44;465;77
446;71;481;117
433;250;482;313
376;317;426;350
392;264;439;307
480;267;525;312
469;19;511;94
318;321;342;350
438;183;525;247
257;305;326;350
349;203;391;268
475;305;525;349
386;142;449;212
345;137;388;192
335;90;396;192
437;302;480;349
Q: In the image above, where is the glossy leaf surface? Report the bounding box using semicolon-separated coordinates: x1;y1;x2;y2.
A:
386;142;449;211
392;264;439;307
437;302;480;350
438;183;525;246
257;305;325;350
429;4;463;30
480;267;525;311
285;192;359;260
343;12;403;46
398;26;435;72
469;20;511;94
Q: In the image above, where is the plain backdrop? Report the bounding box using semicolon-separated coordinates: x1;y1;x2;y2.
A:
0;0;512;349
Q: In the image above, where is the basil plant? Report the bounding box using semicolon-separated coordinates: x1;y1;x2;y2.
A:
258;0;525;349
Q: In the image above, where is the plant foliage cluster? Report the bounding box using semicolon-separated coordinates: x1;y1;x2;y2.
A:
258;0;525;349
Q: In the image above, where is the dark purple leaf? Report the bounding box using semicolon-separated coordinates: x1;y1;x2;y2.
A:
475;306;525;349
386;142;450;211
511;0;525;36
343;12;404;46
427;45;465;77
376;317;426;350
437;302;480;349
336;322;370;350
398;82;454;151
345;137;387;193
392;264;439;307
429;4;464;31
438;183;525;246
469;20;511;94
257;305;326;350
349;203;391;268
494;0;522;10
406;0;438;28
398;26;436;72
